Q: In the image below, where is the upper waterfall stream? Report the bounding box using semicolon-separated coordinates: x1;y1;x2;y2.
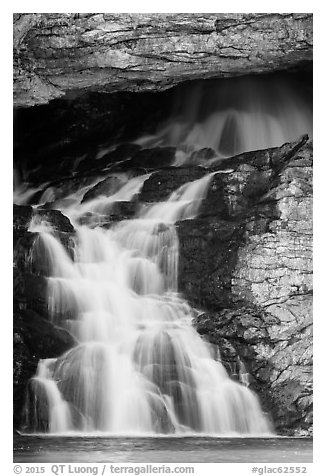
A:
136;74;312;163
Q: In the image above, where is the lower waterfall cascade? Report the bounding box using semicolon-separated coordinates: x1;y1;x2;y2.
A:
20;172;272;436
15;73;313;436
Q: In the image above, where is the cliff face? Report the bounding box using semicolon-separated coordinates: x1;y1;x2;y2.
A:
13;136;313;434
13;13;312;108
177;137;313;434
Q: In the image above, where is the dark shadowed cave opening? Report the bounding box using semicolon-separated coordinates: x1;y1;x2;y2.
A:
14;67;312;186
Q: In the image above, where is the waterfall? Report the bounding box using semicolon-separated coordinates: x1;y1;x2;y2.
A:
22;171;272;435
23;359;72;433
135;74;312;164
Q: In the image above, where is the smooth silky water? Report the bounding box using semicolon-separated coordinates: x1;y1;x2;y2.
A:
135;74;312;162
14;74;313;462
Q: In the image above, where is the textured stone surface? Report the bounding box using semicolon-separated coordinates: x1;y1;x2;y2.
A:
13;13;312;108
194;306;312;435
139;166;206;203
176;136;313;435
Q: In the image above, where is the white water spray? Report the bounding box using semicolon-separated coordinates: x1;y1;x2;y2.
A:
135;75;312;164
22;172;272;435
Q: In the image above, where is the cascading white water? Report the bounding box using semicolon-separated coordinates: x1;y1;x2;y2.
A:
22;171;272;435
135;75;312;163
23;359;73;433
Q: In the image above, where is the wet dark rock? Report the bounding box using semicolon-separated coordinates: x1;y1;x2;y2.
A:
13;205;75;289
13;204;33;230
13;204;75;234
76;212;100;227
26;189;45;206
139;166;206;203
81;175;126;203
206;135;309;217
35;209;75;233
123;147;176;170
176;137;312;435
271;379;313;434
95;143;142;167
13;332;36;429
189;147;218;165
75;154;112;174
13;309;76;428
199;174;229;218
14;87;170;184
16;309;76;359
107;201;140;222
34;175;102;206
78;201;140;227
13;231;37;273
36;199;72;211
177;218;244;310
14;268;48;316
27;155;80;184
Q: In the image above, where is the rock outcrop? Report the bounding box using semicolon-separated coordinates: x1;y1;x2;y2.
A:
13;13;312;108
13;205;76;427
177;136;313;435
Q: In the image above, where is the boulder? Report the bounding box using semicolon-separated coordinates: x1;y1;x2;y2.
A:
189;147;218;165
122;147;176;170
139;166;206;203
14;204;75;234
13;309;76;428
81;175;126;203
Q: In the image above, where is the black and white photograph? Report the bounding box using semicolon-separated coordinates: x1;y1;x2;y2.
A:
11;5;315;472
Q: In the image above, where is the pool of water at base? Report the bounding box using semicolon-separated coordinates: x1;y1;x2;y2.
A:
13;435;313;463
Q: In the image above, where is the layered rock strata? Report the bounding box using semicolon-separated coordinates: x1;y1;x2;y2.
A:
14;13;312;108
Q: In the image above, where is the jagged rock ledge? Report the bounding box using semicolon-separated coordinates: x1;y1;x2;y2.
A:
14;13;312;108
